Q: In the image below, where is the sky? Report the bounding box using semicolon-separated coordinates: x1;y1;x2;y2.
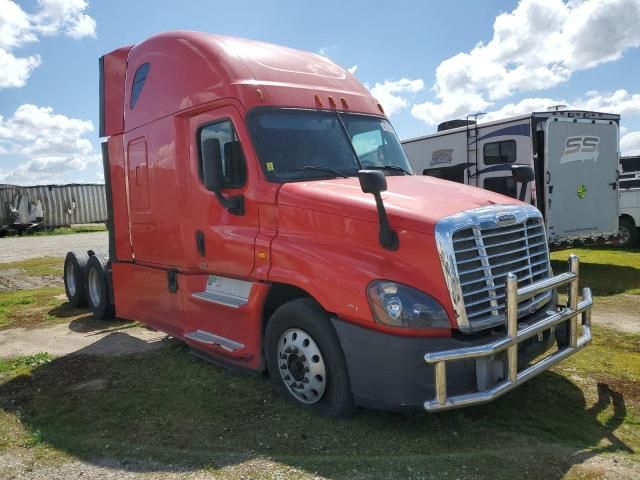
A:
1;0;640;185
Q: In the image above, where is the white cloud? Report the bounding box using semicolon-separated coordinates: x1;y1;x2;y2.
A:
621;131;640;156
411;0;640;126
347;65;358;75
369;78;425;116
0;104;100;184
0;0;37;49
0;49;41;88
32;0;97;39
0;0;96;89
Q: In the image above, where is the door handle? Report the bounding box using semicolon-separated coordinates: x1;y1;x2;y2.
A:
196;231;205;257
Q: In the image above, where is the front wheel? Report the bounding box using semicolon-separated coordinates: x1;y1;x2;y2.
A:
265;298;354;417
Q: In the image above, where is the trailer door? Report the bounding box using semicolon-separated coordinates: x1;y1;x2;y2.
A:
544;117;619;244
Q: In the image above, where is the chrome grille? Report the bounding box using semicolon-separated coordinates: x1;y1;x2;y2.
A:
451;216;551;330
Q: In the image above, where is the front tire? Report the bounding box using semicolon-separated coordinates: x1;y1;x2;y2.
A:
265;298;354;417
85;253;114;320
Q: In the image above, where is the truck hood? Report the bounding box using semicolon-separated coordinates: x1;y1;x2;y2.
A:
277;175;521;235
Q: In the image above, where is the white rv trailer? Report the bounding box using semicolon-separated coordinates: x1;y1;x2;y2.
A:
402;110;620;249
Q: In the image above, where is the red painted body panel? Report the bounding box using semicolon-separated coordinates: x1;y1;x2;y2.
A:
100;46;131;137
106;135;133;261
122;31;381;133
277;176;522;236
101;31;523;372
123;117;186;267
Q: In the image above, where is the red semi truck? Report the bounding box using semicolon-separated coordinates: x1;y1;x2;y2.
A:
64;31;593;415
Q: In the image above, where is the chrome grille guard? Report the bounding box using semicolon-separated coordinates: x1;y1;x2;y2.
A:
423;255;592;412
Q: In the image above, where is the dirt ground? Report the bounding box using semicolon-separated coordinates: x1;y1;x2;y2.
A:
0;268;62;291
0;320;167;357
0;231;107;263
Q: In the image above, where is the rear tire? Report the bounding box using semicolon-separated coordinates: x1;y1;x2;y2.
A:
64;251;90;307
85;253;114;320
618;217;638;248
265;298;355;417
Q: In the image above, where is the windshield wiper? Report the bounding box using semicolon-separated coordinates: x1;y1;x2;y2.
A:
302;165;349;178
366;165;411;175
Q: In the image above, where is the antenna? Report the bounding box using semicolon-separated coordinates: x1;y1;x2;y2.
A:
466;112;486;122
547;104;567;112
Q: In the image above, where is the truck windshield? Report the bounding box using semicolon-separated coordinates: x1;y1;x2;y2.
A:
247;109;413;181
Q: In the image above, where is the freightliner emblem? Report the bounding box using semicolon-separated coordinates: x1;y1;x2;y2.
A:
496;214;517;226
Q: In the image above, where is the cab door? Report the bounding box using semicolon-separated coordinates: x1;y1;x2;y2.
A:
179;104;261;352
187;105;258;276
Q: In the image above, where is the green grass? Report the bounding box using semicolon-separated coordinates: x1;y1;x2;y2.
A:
0;325;637;478
551;247;640;296
0;256;63;277
0;287;68;328
1;224;106;238
0;247;637;477
32;224;106;236
0;353;52;378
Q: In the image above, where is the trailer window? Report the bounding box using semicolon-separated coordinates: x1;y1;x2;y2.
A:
130;63;150;110
483;176;517;198
198;120;247;188
483;140;516;165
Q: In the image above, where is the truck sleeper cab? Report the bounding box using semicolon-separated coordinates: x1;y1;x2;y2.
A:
64;31;593;414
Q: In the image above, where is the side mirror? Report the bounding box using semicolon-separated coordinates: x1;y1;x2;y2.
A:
511;164;535;184
358;170;398;251
202;138;224;192
511;164;535;202
201;137;244;215
359;169;388;194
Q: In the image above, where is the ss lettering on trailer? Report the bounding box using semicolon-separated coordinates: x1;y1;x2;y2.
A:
560;136;600;164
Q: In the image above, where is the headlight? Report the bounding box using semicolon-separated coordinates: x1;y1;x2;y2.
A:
367;281;450;329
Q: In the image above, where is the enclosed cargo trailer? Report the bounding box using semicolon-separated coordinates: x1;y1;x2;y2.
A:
0;183;107;233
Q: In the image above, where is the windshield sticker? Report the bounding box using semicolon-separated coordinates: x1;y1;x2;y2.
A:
561;136;600;164
431;149;453;166
266;162;274;172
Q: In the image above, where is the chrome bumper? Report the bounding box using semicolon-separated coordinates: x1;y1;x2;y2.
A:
424;255;592;412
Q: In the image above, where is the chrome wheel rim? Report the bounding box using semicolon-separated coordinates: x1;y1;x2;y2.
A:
66;263;76;297
277;328;327;405
88;268;101;306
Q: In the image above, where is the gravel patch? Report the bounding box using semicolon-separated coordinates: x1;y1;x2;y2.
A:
0;231;108;263
0;320;167;358
0;269;62;291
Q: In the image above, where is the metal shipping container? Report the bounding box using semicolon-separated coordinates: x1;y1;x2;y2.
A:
0;183;107;230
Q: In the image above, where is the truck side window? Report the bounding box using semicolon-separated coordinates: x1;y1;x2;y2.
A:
198;119;247;188
130;63;150;110
483;140;516;165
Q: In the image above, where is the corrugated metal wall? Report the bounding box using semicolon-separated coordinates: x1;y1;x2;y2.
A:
0;184;107;228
